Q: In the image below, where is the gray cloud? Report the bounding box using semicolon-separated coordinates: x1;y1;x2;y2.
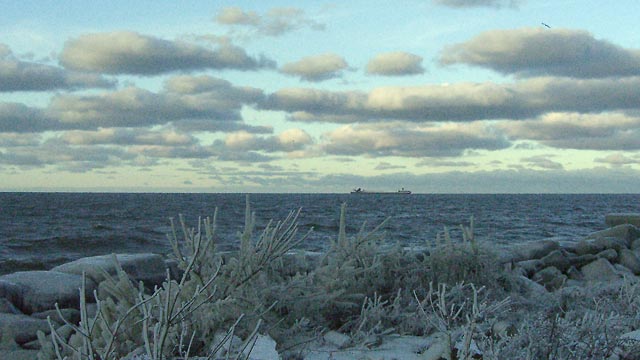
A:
594;153;640;167
0;133;42;147
280;53;349;82
366;52;424;76
375;162;406;170
500;112;640;150
321;122;510;157
433;0;521;8
521;155;564;170
441;28;640;78
216;128;314;153
59;128;198;146
263;77;640;123
0;102;53;133
0;45;115;92
215;6;324;37
60;31;274;75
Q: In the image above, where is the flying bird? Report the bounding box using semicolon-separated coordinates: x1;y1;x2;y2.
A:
542;22;551;28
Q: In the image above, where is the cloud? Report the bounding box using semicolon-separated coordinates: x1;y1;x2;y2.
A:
366;51;425;76
500;112;640;150
321;122;510;157
433;0;521;8
441;28;640;78
60;31;274;75
0;44;115;92
280;53;349;82
375;162;406;170
263;76;640;122
59;128;198;146
0;102;52;132
521;155;564;170
221;128;314;153
0;133;42;147
594;153;640;167
215;6;324;37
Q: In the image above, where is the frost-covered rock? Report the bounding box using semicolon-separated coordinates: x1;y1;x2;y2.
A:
581;258;620;282
586;224;640;247
575;236;627;256
52;253;167;287
532;266;567;291
619;249;640;275
0;271;95;314
323;330;351;348
540;249;572;272
0;312;49;346
507;240;559;262
244;334;280;360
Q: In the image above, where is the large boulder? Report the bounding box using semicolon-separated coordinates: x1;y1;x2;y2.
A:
52;253;168;287
574;237;627;256
605;213;640;228
0;271;95;314
585;224;640;247
581;258;620;282
540;249;573;272
618;249;640;275
0;312;50;346
505;240;560;263
532;266;567;291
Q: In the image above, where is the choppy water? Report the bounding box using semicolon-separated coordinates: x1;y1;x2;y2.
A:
1;193;639;275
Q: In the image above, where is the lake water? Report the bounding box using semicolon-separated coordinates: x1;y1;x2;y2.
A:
1;192;639;275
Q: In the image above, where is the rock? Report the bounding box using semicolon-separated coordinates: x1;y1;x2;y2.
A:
507;240;560;262
52;253;168;287
31;308;80;326
532;266;567;291
596;248;619;262
516;259;543;277
619;249;640;275
606;214;640;228
1;350;41;360
586;224;640;247
0;298;21;314
516;275;548;294
0;279;22;306
614;264;635;278
569;254;598;268
581;258;620;282
574;237;627;256
566;266;584;281
0;312;50;346
323;330;351;348
540;249;572;272
303;335;431;360
0;271;95;314
243;334;280;360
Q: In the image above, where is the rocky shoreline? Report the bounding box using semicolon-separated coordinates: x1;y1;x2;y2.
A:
2;213;640;359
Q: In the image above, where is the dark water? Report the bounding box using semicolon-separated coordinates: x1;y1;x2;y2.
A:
1;193;639;275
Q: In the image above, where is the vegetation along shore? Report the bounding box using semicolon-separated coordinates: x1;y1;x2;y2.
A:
2;198;640;359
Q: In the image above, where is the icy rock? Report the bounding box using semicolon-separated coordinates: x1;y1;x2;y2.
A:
244;334;280;360
323;330;351;348
1;349;40;360
0;312;49;346
52;253;167;287
533;266;567;291
31;308;80;325
575;236;627;256
0;298;21;315
619;249;640;275
507;240;559;262
586;224;640;247
605;213;640;228
0;271;95;314
581;258;620;281
540;249;572;272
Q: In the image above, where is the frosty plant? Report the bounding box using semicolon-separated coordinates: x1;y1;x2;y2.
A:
37;196;310;359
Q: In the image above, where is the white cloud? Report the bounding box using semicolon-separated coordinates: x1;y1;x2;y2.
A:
60;31;274;75
441;28;640;78
366;52;425;76
280;53;349;82
215;6;324;37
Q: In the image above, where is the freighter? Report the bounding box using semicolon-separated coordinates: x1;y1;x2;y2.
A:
350;187;412;194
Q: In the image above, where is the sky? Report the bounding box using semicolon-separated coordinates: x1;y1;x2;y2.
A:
1;0;640;193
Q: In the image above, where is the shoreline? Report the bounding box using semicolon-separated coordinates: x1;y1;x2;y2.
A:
2;213;640;359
